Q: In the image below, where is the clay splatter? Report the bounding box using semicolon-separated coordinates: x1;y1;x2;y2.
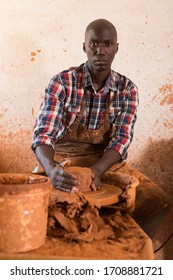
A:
152;83;173;111
30;50;42;62
159;84;173;106
0;108;8;118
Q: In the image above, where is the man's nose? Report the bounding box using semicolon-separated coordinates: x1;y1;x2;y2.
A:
96;43;106;54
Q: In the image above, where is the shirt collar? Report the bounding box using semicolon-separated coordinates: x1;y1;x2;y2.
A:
82;61;118;92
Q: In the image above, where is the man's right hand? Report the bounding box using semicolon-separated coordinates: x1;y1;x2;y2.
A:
35;145;79;192
49;164;79;192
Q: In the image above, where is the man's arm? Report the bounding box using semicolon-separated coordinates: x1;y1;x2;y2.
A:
90;149;121;190
32;75;79;192
35;144;57;176
35;144;79;192
91;81;139;190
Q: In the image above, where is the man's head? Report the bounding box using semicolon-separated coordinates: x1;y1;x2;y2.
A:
83;19;118;73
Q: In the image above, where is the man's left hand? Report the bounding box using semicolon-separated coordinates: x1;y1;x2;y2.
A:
90;167;102;191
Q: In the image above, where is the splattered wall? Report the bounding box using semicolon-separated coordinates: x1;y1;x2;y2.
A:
0;0;173;191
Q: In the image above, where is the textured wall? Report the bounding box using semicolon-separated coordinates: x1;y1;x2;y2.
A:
0;0;173;190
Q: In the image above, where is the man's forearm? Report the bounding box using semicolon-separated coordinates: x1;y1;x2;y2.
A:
35;144;57;177
91;148;121;175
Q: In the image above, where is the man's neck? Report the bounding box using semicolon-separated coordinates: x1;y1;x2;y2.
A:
90;70;110;92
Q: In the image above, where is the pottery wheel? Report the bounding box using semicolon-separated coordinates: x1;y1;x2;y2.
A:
50;183;122;206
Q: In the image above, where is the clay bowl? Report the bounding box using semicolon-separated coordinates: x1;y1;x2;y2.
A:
0;173;52;253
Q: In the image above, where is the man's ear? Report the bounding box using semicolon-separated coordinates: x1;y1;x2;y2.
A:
83;42;86;53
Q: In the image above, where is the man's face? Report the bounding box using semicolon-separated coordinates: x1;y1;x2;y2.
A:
83;27;118;73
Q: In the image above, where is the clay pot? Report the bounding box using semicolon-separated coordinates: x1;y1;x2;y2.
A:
0;173;52;253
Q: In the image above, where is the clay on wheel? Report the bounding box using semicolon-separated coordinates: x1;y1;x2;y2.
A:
65;166;92;192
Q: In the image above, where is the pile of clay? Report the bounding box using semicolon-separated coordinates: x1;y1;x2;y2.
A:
49;188;130;242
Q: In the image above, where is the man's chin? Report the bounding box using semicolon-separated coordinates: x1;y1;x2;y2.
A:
94;64;108;72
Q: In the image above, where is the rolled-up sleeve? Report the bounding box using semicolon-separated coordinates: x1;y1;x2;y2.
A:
106;82;139;160
32;76;65;151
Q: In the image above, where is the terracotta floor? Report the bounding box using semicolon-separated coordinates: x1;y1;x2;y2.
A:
153;198;173;260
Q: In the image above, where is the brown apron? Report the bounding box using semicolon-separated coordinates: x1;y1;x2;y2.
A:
54;92;111;166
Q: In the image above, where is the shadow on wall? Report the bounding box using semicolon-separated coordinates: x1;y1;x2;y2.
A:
132;138;173;193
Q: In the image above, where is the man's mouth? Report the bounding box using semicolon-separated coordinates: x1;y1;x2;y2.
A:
95;59;107;64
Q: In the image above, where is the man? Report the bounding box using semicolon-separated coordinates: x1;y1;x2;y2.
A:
32;19;169;239
32;19;138;192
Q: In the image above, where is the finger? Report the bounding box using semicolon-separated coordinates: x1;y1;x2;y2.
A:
90;182;97;191
54;167;77;180
52;174;79;188
51;167;79;189
63;169;78;180
91;171;95;180
55;181;79;192
54;184;71;192
62;182;79;190
59;159;72;168
62;177;79;187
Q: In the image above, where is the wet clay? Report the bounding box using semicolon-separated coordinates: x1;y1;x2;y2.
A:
65;166;92;192
48;189;125;242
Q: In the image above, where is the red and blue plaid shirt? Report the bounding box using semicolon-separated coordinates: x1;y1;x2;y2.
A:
32;62;139;159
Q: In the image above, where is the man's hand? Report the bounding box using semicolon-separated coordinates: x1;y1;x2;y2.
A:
90;149;122;191
49;164;79;192
35;145;79;192
90;167;102;191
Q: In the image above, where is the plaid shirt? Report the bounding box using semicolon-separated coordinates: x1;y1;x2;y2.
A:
32;62;139;159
